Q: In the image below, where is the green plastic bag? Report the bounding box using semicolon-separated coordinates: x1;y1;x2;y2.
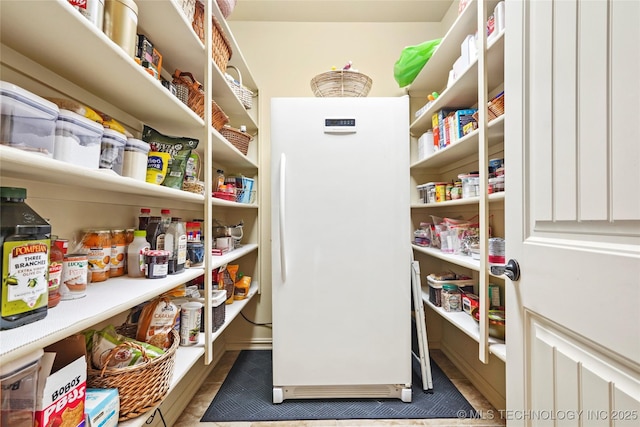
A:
393;38;442;88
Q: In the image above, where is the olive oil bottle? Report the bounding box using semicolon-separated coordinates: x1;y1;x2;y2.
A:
1;187;50;330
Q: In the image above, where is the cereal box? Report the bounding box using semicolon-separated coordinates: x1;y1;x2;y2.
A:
36;335;87;427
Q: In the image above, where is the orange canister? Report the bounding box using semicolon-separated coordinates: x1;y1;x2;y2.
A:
81;229;111;282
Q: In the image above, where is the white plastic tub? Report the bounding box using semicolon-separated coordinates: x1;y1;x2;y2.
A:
0;81;58;157
53;109;103;168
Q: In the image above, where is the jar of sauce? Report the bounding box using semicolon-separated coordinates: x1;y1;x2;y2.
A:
81;229;111;282
110;229;126;277
144;250;169;279
47;236;64;308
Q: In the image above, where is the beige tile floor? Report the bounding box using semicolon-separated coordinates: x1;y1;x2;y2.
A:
175;349;505;427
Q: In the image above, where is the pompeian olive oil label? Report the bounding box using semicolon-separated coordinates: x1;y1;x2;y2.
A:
2;239;49;316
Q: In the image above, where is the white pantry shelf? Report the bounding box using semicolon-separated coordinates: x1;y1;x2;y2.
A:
421;289;506;362
0;269;203;361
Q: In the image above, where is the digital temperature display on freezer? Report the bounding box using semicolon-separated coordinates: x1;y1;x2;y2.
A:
324;118;357;134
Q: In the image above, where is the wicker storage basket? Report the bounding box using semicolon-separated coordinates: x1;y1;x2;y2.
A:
220;125;252;155
177;0;196;22
226;65;253;109
87;328;179;421
172;69;229;131
310;70;373;97
192;1;233;72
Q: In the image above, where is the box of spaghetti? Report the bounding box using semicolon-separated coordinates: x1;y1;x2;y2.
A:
36;335;87;427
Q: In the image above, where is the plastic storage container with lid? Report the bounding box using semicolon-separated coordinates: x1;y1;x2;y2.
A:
53;109;103;168
0;348;44;427
0;81;59;157
122;137;150;181
99;128;126;175
458;173;480;198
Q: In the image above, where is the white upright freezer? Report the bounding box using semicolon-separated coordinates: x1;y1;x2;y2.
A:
270;97;412;403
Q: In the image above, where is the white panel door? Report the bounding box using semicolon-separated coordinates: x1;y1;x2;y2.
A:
505;0;640;425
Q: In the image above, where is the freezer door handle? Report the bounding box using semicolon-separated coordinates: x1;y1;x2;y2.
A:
279;153;287;282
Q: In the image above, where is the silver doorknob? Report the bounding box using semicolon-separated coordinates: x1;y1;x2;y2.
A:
504;259;520;281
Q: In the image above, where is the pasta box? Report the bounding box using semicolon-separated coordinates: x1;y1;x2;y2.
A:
36;335;87;427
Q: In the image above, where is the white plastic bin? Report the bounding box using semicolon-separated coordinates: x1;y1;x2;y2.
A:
0;81;58;157
53;109;104;168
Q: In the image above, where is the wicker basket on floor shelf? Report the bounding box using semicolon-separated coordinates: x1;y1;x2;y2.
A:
192;0;232;72
226;65;253;109
220;126;253;155
87;327;179;421
172;69;229;130
310;70;372;97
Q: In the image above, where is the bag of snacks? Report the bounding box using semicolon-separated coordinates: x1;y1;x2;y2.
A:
136;296;180;349
142;125;199;190
90;325;164;369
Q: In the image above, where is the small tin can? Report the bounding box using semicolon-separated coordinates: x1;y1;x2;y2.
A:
488;237;506;265
144;249;169;279
60;254;88;300
179;301;203;346
442;284;462;312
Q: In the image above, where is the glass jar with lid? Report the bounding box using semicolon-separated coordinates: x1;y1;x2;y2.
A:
441;284;462;312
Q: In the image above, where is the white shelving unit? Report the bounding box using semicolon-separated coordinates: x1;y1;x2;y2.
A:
420;291;506;362
407;0;506;364
0;0;260;424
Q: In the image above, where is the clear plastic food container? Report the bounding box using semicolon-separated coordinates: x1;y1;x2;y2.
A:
53;109;104;168
0;349;44;427
0;81;59;157
123;137;150;181
458;173;480;198
99;128;126;175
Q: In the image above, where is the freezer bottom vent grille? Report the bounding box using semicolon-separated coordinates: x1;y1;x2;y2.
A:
282;384;404;400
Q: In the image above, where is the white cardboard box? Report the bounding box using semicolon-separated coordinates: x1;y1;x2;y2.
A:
36;335;87;427
85;388;119;427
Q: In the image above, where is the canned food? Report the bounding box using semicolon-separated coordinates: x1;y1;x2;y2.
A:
435;182;447;203
60;254;88;300
110;229;126;277
81;229;111;282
